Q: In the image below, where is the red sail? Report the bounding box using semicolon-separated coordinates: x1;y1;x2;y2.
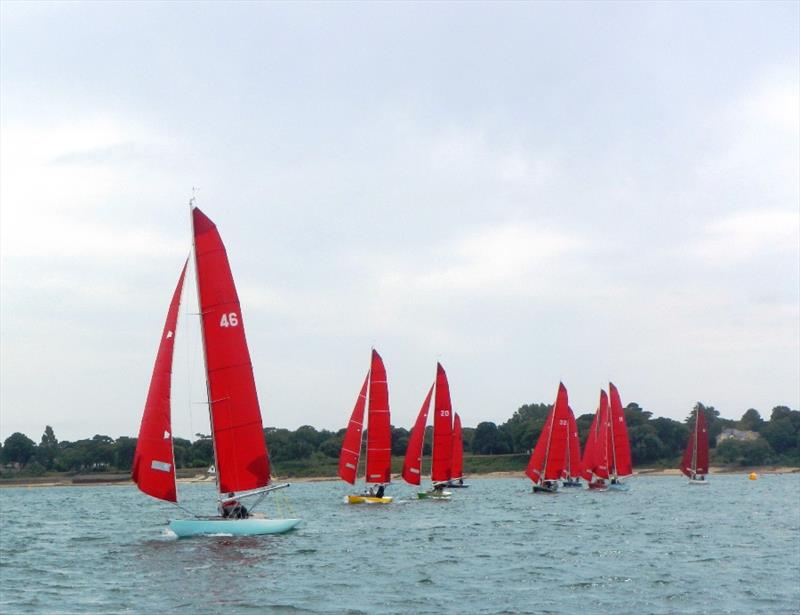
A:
682;406;709;477
365;349;391;483
526;383;570;483
564;406;582;479
580;407;599;481
132;261;187;502
402;383;434;485
431;363;453;483
452;412;464;480
608;382;633;477
339;372;368;484
583;390;610;479
695;407;709;475
193;207;270;494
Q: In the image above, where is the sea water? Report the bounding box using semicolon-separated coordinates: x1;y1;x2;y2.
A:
0;475;798;614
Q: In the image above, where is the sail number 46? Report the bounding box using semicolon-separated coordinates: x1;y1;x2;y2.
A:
220;313;239;327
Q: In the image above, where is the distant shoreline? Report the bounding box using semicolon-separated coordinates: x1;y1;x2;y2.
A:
1;465;798;489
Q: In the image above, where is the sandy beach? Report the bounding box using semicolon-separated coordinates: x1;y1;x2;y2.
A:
2;465;798;489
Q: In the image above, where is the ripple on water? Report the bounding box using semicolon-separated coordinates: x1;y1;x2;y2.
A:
0;476;798;614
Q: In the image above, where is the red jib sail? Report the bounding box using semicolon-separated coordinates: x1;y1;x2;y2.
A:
132;261;187;502
452;412;464;480
608;382;632;477
682;405;709;477
526;382;570;483
365;349;391;483
193;207;270;494
564;406;581;480
431;363;453;483
402;383;434;485
338;372;369;484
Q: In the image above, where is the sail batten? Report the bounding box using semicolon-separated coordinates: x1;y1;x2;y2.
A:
132;260;187;503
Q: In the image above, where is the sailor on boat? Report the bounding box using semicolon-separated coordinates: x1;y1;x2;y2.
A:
220;493;249;519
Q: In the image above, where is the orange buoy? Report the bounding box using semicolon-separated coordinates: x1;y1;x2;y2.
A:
748;472;758;480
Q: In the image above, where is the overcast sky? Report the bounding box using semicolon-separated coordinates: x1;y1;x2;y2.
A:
1;1;798;443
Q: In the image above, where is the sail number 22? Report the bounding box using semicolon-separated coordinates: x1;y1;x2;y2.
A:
219;313;239;327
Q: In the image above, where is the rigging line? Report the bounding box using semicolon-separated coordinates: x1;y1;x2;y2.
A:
171;501;201;519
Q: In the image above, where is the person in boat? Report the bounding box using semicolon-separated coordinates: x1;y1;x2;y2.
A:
433;483;444;494
457;478;463;486
220;493;248;519
543;480;555;490
375;484;385;498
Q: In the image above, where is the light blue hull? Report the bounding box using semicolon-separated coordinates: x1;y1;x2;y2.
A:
607;482;629;492
169;517;302;537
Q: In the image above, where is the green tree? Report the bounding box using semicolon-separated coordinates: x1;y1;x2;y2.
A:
650;417;689;458
36;425;59;470
472;422;511;454
2;432;36;466
716;439;774;466
761;418;798;454
114;437;137;470
738;409;765;432
624;403;653;428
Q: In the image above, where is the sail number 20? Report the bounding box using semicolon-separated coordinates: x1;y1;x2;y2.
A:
219;313;239;327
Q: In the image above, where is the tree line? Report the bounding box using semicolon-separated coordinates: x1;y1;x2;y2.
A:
2;402;798;476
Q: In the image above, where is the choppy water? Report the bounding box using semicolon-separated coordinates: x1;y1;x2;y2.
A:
1;475;798;614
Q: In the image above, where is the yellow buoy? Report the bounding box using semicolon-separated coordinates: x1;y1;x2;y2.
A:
748;472;758;480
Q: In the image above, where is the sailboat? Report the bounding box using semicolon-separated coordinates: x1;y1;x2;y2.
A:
446;413;468;488
132;205;301;537
607;382;632;491
681;404;709;484
560;405;583;488
402;363;454;499
526;383;571;493
338;349;393;504
581;390;611;490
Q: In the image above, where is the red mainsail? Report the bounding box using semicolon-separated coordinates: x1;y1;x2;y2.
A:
365;349;391;483
564;406;581;479
452;412;464;480
580;408;599;481
431;363;453;483
681;405;709;477
608;382;632;477
338;372;368;484
193;207;270;494
401;383;434;485
132;261;187;502
582;390;610;480
526;382;570;483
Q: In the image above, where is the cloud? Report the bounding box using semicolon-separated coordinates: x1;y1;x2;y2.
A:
687;209;800;266
379;222;585;296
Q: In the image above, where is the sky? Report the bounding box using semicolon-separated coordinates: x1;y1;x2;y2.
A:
1;1;798;443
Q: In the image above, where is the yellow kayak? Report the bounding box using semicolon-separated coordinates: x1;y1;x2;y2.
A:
345;495;393;505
